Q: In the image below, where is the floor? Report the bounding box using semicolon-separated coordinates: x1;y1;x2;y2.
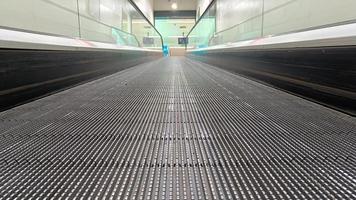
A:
1;57;356;199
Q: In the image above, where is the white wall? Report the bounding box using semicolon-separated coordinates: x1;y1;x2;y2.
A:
0;0;156;46
0;0;79;37
216;0;262;35
192;0;356;47
214;0;356;38
263;0;356;36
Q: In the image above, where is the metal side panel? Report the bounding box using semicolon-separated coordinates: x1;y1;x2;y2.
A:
0;57;356;199
188;46;356;115
0;49;160;111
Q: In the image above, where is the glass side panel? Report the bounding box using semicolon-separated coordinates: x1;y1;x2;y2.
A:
78;0;162;49
188;0;356;49
0;0;163;49
188;2;216;48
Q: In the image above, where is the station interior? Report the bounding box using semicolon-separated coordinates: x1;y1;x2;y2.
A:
0;0;356;199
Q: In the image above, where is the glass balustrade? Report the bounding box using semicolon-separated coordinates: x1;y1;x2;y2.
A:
187;0;356;49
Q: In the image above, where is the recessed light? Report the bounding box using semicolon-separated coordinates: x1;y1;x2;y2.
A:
171;3;178;10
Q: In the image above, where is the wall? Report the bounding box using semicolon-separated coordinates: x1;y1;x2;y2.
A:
0;0;79;37
216;0;262;34
169;47;187;56
262;0;356;35
155;18;195;47
190;0;356;47
0;0;160;47
215;0;356;36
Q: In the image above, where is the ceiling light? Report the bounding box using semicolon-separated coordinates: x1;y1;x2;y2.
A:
171;3;178;10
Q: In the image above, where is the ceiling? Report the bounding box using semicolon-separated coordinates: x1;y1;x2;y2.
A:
153;0;197;11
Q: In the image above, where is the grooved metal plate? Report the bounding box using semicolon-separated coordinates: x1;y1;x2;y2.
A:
1;57;356;199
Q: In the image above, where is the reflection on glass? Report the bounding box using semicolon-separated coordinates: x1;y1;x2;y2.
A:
77;0;162;49
188;0;356;49
188;2;216;48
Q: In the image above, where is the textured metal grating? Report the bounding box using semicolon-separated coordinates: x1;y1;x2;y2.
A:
1;57;356;199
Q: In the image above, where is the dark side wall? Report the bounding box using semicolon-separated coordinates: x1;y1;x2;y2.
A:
0;49;160;111
188;46;356;115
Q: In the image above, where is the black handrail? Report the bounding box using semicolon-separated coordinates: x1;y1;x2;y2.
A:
127;0;164;50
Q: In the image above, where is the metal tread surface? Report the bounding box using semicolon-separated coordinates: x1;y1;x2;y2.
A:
0;57;356;199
